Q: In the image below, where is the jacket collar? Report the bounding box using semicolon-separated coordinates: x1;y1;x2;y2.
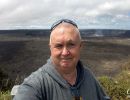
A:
44;58;84;89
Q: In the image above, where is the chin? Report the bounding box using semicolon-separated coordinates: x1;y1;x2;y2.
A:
61;63;74;68
61;63;70;67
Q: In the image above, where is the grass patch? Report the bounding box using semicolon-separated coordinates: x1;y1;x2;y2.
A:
0;91;11;100
98;70;130;100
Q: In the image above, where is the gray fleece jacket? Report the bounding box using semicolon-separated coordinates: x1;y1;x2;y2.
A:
14;58;110;100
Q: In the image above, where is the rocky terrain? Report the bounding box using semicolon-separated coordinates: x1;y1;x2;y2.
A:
0;29;130;82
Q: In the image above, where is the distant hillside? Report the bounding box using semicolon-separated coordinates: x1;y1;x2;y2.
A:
0;29;50;37
80;29;130;38
0;29;130;38
119;30;130;37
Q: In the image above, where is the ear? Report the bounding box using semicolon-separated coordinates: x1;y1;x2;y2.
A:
80;40;83;49
49;44;51;51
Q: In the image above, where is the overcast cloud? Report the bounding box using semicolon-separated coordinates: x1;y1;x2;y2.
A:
0;0;130;29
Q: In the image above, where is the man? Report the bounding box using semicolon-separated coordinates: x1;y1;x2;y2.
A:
14;19;110;100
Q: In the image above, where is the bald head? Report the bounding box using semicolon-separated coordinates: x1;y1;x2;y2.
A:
49;22;81;45
49;21;82;73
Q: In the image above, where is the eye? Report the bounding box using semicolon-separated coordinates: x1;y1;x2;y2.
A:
54;44;63;49
68;43;76;48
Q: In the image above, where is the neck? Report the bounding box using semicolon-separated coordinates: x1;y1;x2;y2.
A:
51;59;77;85
61;68;77;85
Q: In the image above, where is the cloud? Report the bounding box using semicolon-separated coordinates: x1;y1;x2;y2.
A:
0;0;130;29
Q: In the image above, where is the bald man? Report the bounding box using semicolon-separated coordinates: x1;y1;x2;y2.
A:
14;19;110;100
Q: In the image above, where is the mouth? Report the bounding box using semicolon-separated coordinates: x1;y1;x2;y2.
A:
61;59;72;65
61;58;72;61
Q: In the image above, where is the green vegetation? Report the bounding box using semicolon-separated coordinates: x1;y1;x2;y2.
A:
98;60;130;100
0;91;11;100
99;72;130;99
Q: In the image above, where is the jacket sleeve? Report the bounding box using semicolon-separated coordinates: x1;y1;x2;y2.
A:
13;71;46;100
13;84;42;100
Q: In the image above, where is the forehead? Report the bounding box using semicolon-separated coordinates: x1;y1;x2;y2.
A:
50;23;80;43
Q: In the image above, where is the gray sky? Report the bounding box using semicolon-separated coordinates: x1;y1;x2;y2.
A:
0;0;130;29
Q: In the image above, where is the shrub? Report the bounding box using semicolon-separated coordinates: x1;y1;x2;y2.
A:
98;71;130;100
0;91;11;100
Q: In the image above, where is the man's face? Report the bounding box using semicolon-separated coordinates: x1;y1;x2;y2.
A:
49;24;82;73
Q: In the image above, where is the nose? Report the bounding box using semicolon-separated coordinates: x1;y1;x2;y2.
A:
61;47;70;56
